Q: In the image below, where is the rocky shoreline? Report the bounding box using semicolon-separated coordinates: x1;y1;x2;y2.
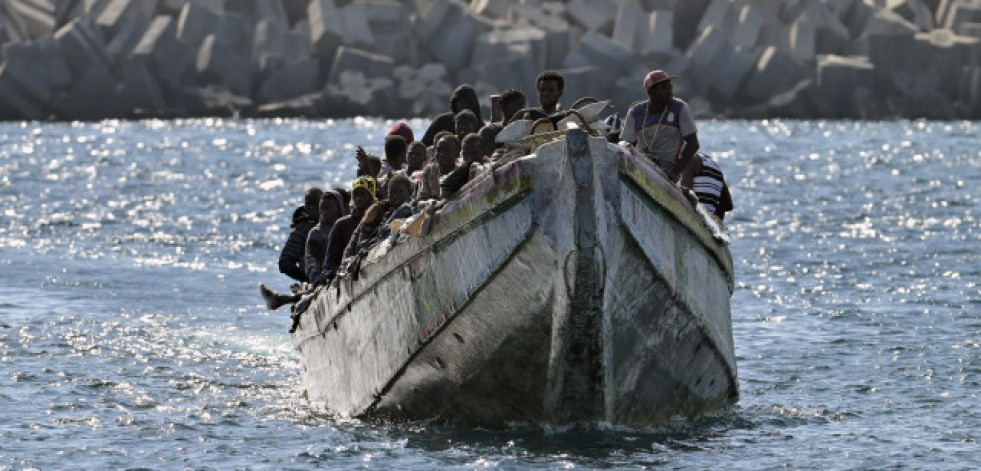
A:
1;0;979;121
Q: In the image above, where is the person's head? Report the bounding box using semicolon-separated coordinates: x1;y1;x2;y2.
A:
643;69;677;108
357;153;382;178
387;174;413;208
407;141;427;174
461;133;484;164
435;135;461;174
387;122;413;144
428;130;454;163
450;84;481;119
384;135;408;169
350;176;377;213
454;109;480;139
478;124;501;157
304;187;324;216
319;190;345;225
500;88;526;123
536;71;564;112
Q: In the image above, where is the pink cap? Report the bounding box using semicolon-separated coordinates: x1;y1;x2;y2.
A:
643;70;678;91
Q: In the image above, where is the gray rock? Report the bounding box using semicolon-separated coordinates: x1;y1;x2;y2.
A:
422;0;493;70
132;15;196;93
105;16;153;64
643;10;674;55
115;61;167;115
51;64;118;120
507;2;570;68
52;17;112;79
4;0;57;41
256;58;319;103
816;54;875;116
2;35;72;90
96;0;156;38
324;46;396;115
567;0;616;32
577;32;634;76
613;0;645;51
731;4;764;49
744;45;806;103
196;34;252;96
0;57;52;119
472;26;546;70
707;46;760;101
253;19;310;65
308;0;344;70
179;84;253;117
176;1;221;46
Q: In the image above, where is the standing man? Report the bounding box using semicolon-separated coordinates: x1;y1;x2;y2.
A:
536;71;564;115
619;69;699;183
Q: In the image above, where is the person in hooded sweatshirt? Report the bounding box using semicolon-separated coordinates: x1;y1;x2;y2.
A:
421;84;485;147
278;187;322;283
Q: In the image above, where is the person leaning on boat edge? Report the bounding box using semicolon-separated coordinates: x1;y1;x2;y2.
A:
619;69;699;183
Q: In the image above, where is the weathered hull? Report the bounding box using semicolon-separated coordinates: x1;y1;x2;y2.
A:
292;130;736;427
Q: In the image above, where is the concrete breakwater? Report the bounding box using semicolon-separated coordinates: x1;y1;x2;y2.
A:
0;0;979;121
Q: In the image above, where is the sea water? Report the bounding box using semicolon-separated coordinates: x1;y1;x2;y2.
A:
1;118;978;469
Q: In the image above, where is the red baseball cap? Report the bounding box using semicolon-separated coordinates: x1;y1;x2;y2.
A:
387;122;414;143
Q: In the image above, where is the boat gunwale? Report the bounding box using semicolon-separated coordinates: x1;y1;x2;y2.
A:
616;149;734;286
295;164;535;343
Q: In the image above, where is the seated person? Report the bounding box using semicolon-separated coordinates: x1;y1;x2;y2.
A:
619;69;699;182
388;122;414;144
354;149;382;180
680;153;734;221
406;141;428;183
321;176;376;281
343;174;415;264
304;189;347;284
278;187;322;283
417;135;460;201
478;123;503;160
440;133;487;199
376;134;409;200
454;109;481;141
536;70;564;115
421;84;485;146
499;87;527;124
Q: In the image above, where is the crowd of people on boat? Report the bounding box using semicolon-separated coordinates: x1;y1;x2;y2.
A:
262;69;733;331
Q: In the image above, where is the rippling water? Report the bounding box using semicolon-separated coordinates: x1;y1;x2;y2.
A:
1;119;978;469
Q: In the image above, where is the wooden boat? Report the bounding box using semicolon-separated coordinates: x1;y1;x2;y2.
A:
291;128;737;428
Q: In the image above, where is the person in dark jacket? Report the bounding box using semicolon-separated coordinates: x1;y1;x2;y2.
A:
304;189;348;284
321;176;376;281
421;84;485;146
278;187;322;283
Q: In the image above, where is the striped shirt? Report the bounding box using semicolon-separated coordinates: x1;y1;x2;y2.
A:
693;153;727;215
